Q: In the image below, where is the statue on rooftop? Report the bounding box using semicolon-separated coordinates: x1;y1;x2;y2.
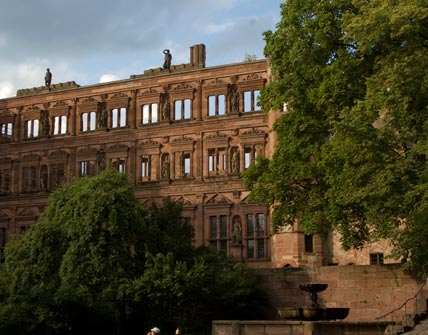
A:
45;68;52;88
163;49;172;69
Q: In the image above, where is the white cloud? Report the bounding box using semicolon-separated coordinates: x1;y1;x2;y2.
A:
0;82;14;99
0;0;283;98
17;62;48;85
99;74;121;83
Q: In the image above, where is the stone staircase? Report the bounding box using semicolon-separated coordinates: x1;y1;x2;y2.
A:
402;319;428;335
384;298;428;335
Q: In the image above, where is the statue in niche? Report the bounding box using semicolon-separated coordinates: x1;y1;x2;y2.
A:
232;217;242;245
45;68;52;88
231;148;239;174
229;84;239;114
161;154;170;179
161;93;170;120
42;111;50;136
98;103;107;128
97;151;106;172
40;165;48;190
255;144;263;158
163;49;172;69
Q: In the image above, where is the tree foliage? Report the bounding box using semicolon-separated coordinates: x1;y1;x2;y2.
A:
0;168;265;334
244;0;428;276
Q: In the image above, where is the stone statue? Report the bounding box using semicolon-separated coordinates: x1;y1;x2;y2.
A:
161;155;170;179
232;218;242;244
163;49;172;69
42;111;50;136
98;103;107;128
229;84;239;114
161;93;170;120
45;68;52;88
40;165;48;190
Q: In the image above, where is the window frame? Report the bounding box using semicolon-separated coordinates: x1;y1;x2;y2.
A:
53;115;67;135
209;214;228;253
111;107;127;128
243;89;262;112
0;123;13;139
245;212;267;259
208;94;226;117
370;253;384;265
81;111;96;132
25;119;39;139
174;99;192;120
141;103;159;125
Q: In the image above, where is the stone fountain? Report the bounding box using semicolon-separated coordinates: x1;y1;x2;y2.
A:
277;283;350;321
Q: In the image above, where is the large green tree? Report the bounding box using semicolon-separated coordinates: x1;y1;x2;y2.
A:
1;168;147;334
244;0;428;275
0;169;265;334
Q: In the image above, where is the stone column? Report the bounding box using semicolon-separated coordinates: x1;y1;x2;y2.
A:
195;80;202;121
13;108;22;142
130;90;137;129
71;98;77;136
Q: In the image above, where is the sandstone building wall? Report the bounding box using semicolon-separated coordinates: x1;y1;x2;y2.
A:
0;45;274;266
0;44;401;270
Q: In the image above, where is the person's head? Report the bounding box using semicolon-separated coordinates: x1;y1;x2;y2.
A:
151;327;160;335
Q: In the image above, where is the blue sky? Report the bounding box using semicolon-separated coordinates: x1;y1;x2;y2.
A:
0;0;283;99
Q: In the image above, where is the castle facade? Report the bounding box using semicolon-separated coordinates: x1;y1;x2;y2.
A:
0;44;394;268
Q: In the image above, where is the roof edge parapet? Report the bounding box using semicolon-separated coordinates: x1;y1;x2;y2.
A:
16;81;80;98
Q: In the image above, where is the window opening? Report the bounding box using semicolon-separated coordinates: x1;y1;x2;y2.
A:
370;253;384;265
82;112;96;131
25;119;39;138
208;94;226;116
304;234;314;253
112;108;127;128
0;123;13;139
141;156;150;179
142;103;159;124
54;115;67;135
174;99;191;120
243;89;262;112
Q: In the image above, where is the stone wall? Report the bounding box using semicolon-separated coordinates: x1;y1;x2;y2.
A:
257;264;427;323
212;320;392;335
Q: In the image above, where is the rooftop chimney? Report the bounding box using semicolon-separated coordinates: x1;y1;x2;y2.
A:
190;44;206;68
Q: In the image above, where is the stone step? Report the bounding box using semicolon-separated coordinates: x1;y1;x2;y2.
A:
402;313;420;329
384;324;403;335
414;298;428;314
401;312;428;334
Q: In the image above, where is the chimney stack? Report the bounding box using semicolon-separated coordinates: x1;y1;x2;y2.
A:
190;44;206;68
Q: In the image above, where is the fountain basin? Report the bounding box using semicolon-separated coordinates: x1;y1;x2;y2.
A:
301;307;324;321
277;307;350;321
277;283;350;321
277;307;301;320
325;307;350;320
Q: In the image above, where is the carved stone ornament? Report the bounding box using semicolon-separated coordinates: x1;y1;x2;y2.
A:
206;193;230;205
18;207;36;217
